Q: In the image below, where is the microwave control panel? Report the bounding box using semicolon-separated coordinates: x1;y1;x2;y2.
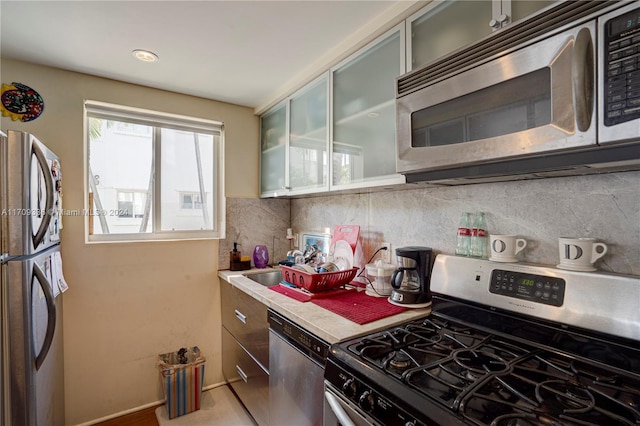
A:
489;270;566;307
603;6;640;126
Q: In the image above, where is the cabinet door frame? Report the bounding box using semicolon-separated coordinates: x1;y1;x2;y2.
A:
286;71;331;197
405;0;495;73
406;0;440;73
259;99;289;198
406;0;558;73
328;22;406;192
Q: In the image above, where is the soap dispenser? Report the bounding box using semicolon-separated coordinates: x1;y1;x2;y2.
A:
230;243;251;271
230;242;241;263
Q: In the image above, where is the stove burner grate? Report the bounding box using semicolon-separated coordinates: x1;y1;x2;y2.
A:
535;380;595;413
489;413;555;426
459;350;640;426
350;317;494;379
453;349;510;374
328;296;640;426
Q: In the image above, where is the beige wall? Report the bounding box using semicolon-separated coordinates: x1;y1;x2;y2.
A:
1;59;259;424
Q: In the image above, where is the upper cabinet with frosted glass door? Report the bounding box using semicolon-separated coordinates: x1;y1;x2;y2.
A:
288;74;329;196
331;23;406;190
408;0;557;71
260;74;329;197
260;102;287;197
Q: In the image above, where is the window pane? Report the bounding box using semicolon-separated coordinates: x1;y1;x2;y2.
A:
88;117;153;234
160;129;214;231
86;101;223;241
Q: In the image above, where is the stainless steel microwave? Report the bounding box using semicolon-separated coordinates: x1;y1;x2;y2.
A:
396;1;640;184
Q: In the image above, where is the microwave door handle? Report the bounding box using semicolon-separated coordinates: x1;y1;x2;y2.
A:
573;27;595;132
325;391;356;426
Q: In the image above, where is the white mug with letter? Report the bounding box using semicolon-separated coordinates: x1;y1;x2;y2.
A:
557;237;607;271
489;235;527;262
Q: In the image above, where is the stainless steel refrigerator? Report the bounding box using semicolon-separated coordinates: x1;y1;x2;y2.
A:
1;130;65;425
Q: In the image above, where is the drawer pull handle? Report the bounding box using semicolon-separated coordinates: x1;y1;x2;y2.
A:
236;365;248;383
234;309;247;324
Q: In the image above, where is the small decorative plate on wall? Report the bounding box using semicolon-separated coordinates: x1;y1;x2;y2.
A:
300;232;331;255
1;82;44;122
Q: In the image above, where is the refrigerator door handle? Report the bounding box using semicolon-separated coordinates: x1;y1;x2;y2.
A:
32;263;56;371
31;143;54;250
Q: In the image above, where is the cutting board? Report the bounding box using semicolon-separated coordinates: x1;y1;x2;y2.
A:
330;225;360;252
330;225;366;285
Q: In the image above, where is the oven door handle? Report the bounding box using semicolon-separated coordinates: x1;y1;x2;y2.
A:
324;390;356;426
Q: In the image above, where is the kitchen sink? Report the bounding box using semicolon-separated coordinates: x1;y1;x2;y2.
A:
243;269;283;287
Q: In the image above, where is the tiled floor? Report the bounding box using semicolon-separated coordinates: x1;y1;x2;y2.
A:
156;385;254;425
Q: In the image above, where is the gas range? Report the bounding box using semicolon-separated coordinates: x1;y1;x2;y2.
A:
324;255;640;426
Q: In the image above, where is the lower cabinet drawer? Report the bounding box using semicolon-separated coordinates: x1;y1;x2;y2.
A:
222;327;269;426
221;279;269;369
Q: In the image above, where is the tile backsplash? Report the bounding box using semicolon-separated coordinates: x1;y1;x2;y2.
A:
220;197;291;269
222;171;639;276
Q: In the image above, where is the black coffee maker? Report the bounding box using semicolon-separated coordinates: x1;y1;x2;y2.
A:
388;246;433;308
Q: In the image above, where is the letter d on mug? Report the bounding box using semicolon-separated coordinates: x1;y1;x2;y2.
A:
558;237;607;270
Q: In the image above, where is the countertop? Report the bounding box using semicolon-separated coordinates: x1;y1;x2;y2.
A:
218;267;431;344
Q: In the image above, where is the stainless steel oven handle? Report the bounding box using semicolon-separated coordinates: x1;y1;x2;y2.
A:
324;390;356;426
573;26;594;132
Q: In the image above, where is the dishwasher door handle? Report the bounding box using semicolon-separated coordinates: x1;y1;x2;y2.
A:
325;390;356;426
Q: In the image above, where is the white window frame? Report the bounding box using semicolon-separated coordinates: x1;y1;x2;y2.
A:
84;100;226;243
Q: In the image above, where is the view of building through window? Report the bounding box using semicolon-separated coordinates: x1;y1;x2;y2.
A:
86;102;223;241
180;192;204;209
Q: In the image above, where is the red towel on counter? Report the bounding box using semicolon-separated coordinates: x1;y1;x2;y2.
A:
312;291;407;325
269;284;407;324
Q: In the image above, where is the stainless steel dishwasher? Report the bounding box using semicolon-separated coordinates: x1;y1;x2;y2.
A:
268;309;330;426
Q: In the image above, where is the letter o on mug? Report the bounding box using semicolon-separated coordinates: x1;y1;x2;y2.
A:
492;239;507;254
489;235;527;260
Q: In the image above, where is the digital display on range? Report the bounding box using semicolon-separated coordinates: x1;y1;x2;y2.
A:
610;9;640;36
520;278;535;287
490;270;565;307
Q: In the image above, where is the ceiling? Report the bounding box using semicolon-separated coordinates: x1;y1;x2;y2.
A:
1;0;409;110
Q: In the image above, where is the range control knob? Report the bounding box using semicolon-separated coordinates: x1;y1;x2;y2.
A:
342;378;357;398
359;390;375;412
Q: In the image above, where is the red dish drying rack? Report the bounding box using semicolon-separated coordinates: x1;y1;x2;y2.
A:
280;265;359;293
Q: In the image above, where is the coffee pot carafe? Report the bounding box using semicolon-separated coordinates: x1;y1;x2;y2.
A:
389;246;433;308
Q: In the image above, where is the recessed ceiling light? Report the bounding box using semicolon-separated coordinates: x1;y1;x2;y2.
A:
132;49;158;62
367;112;380;118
